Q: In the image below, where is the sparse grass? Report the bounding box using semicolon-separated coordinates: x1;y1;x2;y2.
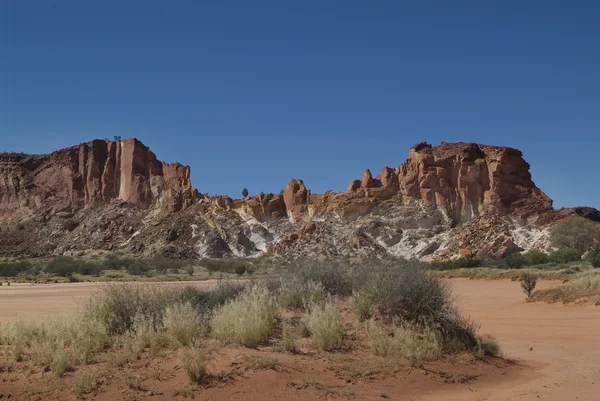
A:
179;347;208;385
530;274;600;303
244;355;280;370
367;320;441;366
303;299;345;351
211;284;277;347
74;369;100;398
429;264;597;280
125;374;143;390
50;346;72;377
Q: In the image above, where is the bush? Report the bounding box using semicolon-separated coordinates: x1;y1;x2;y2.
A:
351;290;374;322
281;320;302;353
180;347;208;384
303;299;345;351
476;334;501;358
234;264;246;276
504;253;526;269
83;284;206;335
552;217;600;253
367;321;441;366
211;284;277;347
520;273;538;298
277;278;325;309
284;260;353;296
549;248;581;264
0;260;32;277
587;245;600;268
163;302;206;347
523;250;549;266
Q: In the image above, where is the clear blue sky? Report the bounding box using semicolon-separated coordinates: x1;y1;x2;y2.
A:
2;1;599;208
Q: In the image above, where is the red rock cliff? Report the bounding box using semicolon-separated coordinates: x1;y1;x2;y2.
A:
286;142;553;224
0;138;195;221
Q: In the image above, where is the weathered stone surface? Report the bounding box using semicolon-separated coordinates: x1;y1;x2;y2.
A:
0;139;597;261
0;139;195;224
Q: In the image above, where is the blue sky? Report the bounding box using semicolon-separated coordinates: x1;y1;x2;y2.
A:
2;1;599;208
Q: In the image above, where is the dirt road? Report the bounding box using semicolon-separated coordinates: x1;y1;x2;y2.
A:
1;279;599;400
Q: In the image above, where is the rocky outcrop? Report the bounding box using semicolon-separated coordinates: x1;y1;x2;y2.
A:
345;142;553;225
0;139;195;223
0;139;596;260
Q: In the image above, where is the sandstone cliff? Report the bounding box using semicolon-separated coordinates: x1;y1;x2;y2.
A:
0;139;195;224
0;139;596;260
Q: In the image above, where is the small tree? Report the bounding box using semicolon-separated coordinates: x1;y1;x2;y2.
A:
549;248;581;264
552;217;600;253
520;273;538;298
241;188;249;198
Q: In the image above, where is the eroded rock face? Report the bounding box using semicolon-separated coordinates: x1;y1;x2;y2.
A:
0;139;195;223
0;139;596;261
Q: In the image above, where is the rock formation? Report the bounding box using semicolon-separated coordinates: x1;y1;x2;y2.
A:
0;138;194;223
0;139;596;260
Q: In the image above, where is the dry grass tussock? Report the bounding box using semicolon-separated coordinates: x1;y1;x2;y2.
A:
211;284;277;347
530;274;600;303
303;299;345;351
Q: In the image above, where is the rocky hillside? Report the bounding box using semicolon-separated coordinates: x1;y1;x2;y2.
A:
1;139;597;259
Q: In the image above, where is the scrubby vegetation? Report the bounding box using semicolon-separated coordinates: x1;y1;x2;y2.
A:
0;257;503;394
520;273;538;298
552;216;600;253
530;273;600;303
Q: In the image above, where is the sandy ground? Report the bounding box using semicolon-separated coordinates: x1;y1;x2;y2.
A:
1;279;599;401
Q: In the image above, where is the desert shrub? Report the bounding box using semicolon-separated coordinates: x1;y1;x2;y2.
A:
244;355;280;370
281;320;302;353
587;245;600;268
367;321;441;365
552;217;600;253
126;261;150;276
77;262;104;276
163;302;206;347
204;280;246;309
476;334;501;357
549;248;581;264
211;284;276;347
74;369;99;398
531;274;600;303
201;258;250;274
50;346;72;377
504;253;526;269
424;257;482;270
351;290;374;322
179;347;208;384
83;284;206;335
0;260;32;277
303;299;345;351
520;273;538;298
523;250;549;265
45;256;78;276
284;259;353;296
277;277;325;309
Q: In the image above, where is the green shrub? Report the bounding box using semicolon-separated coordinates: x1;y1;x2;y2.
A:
0;260;32;277
549;248;582;264
523;250;549;265
211;284;277;347
234;264;246;276
504;253;526;269
587;245;600;268
303;299;345;351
